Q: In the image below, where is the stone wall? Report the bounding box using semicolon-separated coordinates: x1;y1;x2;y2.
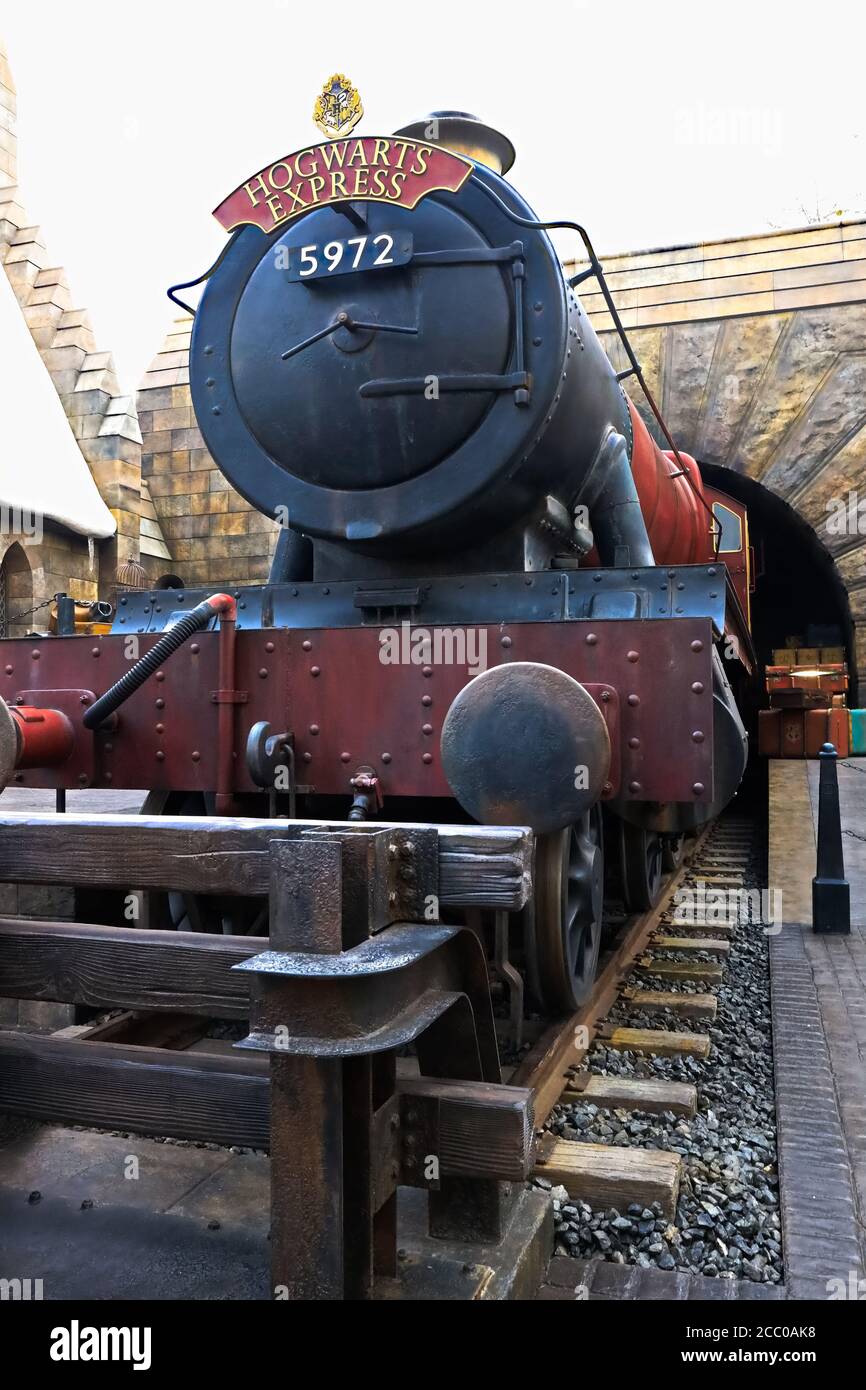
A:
137;317;277;587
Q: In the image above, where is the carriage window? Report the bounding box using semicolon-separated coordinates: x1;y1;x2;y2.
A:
712;502;742;554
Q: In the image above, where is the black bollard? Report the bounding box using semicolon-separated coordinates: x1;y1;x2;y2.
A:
812;742;850;934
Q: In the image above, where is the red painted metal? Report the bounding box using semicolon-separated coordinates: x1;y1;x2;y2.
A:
627;401;716;567
0;617;715;806
8;705;74;768
211;595;240;813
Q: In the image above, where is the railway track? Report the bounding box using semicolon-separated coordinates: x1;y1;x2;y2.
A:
510;810;780;1291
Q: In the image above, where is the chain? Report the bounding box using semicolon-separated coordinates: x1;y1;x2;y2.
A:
7;594;94;626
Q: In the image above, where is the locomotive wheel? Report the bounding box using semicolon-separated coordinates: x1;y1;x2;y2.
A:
619;819;664;912
532;806;604;1014
662;833;685;873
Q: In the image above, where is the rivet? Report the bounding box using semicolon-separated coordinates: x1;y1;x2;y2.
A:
14;773;22;782
302;640;312;651
628;694;640;706
692;730;705;743
382;752;392;764
204;345;214;355
309;724;319;735
629;737;640;749
190;642;200;654
91;647;100;657
600;690;610;702
586;632;598;645
602;781;612;794
422;666;433;677
422;752;433;764
265;641;275;653
627;650;639;663
31;650;40;660
422;694;432;707
155;698;165;709
310;666;321;677
155;723;165;734
691;681;704;693
4;665;11;675
192;750;201;762
303;751;312;762
156;671;165;682
104;742;113;753
156;750;165;761
693;782;705;795
422;723;433;735
212;406;221;416
628;780;641;794
105;772;113;782
707;567;717;576
500;635;512;648
340;752;350;763
206;378;215;388
691;640;703;652
258;667;268;678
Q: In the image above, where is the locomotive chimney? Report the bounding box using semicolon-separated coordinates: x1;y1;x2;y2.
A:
393;110;515;175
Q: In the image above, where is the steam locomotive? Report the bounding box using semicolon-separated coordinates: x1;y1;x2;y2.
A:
0;112;754;1013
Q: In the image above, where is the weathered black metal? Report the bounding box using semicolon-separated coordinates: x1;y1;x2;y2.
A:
110;565;734;635
812;742;851;935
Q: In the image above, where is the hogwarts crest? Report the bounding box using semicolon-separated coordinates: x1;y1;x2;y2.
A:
313;74;364;139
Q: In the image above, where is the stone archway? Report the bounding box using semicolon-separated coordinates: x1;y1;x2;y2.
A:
0;540;33;638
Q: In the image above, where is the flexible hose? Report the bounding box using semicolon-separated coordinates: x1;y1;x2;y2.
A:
82;595;234;730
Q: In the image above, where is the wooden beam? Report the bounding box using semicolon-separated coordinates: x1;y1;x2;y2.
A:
653;936;730;955
561;1074;697;1116
664;920;736;935
0;813;531;910
397;1078;534;1182
0;1031;537;1184
602;1026;711;1058
639;959;725;983
0;918;257;1017
621;988;717;1020
533;1136;682;1219
0;1029;270;1148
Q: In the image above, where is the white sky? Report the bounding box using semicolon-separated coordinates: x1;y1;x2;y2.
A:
3;0;864;394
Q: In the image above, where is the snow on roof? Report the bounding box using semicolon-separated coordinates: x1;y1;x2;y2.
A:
0;263;116;539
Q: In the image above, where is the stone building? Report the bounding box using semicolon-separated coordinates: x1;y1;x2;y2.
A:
0;38;170;638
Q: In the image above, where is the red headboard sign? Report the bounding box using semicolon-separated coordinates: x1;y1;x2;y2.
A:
213;137;473;233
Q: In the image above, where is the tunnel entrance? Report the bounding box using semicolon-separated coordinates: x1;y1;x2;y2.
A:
699;463;857;706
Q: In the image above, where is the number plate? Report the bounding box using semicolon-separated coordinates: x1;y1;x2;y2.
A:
286;231;413;282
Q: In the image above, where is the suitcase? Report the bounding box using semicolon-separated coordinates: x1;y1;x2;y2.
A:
820;646;845;665
849;709;866;755
758;709;782;757
806;708;850;758
772;648;794;668
769;689;831;710
781;709;805;757
797;647;820;666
